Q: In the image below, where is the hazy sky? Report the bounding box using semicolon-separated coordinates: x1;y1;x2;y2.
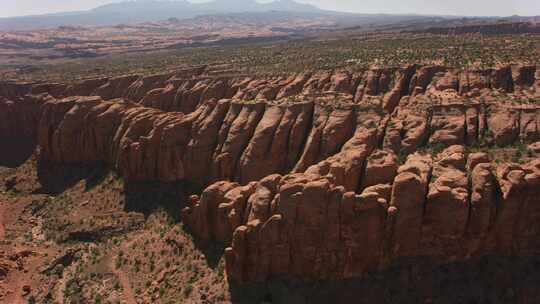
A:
1;0;539;18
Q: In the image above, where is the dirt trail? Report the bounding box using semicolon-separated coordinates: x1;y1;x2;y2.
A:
0;200;5;240
0;200;26;304
109;239;138;304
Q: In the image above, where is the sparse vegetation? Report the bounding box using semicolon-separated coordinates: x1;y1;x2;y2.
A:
1;11;540;304
3;33;539;83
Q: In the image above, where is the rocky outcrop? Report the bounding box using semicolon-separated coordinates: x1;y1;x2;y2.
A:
387;153;432;259
63;78;109;97
2;65;540;284
184;145;540;283
383;98;429;154
0;81;32;100
236;102;313;184
422;145;469;260
429;105;466;146
3;66;538;182
186;172;389;282
0;93;47;166
38;96;196;182
10;64;537;118
2;66;539;178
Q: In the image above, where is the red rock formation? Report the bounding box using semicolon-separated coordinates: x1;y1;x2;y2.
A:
184;144;540;283
0;93;47;166
422;146;469;260
468;162;497;256
31;83;67;98
2;65;540;285
429;105;466;146
63;78;109;97
387;153;432;259
0;81;32;99
359;149;397;191
37;96;195;182
513;65;536;88
459;69;490;96
237;102;313;184
490;65;514;92
487;106;520;146
94;75;140;100
383;96;429;154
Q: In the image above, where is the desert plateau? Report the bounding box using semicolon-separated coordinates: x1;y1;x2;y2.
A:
1;0;540;303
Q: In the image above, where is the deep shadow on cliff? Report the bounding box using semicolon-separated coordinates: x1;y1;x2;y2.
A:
35;159;199;222
0;136;36;168
35;160;109;194
123;180;200;221
229;255;540;304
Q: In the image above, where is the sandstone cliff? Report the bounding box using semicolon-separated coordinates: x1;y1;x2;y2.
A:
1;63;540;283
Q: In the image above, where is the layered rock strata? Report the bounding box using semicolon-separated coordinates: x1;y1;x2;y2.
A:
183;147;540;282
1;64;540;283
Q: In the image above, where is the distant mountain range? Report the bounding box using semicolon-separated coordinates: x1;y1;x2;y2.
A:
0;0;331;31
1;0;538;32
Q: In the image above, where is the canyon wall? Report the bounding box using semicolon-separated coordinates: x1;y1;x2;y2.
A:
1;64;540;282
